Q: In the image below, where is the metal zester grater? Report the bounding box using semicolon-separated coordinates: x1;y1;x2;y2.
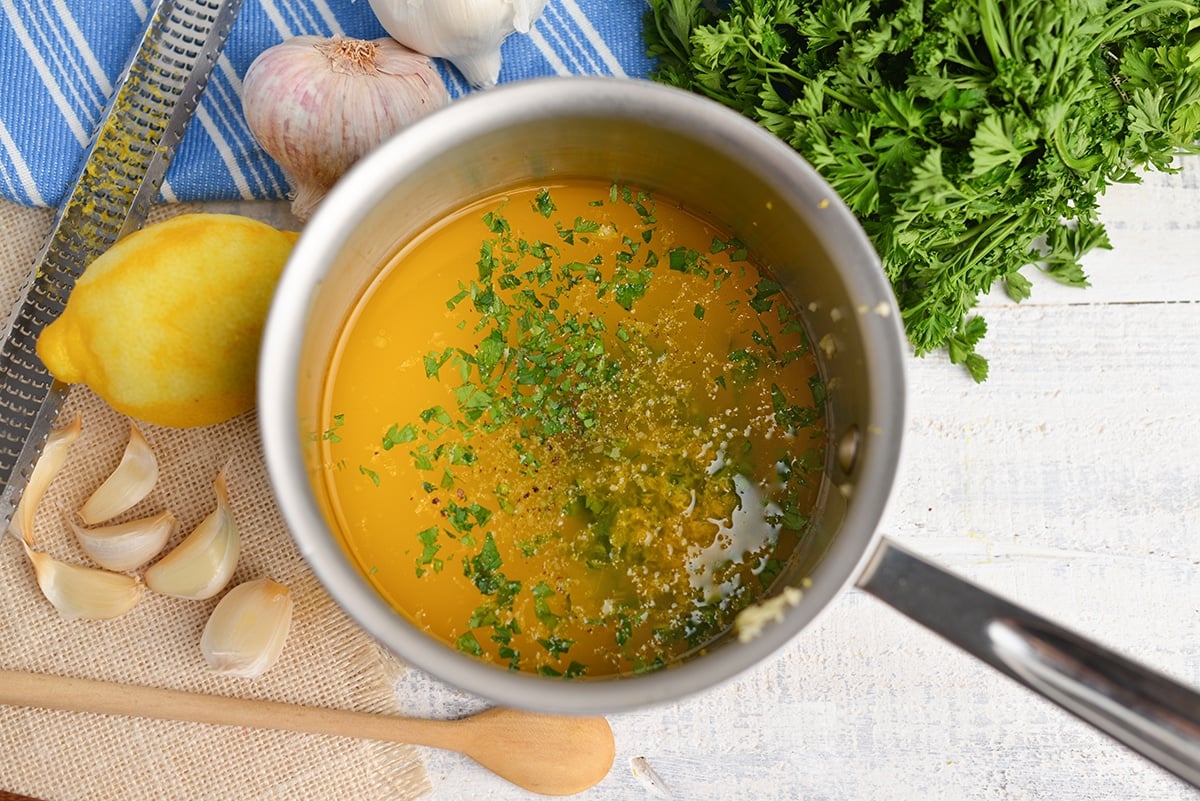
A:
0;0;242;529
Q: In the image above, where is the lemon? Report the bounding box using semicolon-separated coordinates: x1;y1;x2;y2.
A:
37;213;299;428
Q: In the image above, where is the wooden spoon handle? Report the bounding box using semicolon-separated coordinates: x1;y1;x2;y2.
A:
0;669;614;796
0;668;457;748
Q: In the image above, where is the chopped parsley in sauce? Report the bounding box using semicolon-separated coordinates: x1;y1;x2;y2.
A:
321;182;825;677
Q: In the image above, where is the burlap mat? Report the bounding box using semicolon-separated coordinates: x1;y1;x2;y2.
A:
0;200;430;801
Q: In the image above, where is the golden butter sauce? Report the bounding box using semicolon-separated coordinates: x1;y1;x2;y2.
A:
320;182;825;678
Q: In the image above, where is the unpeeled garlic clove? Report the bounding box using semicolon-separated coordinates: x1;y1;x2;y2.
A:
200;577;293;678
25;545;142;620
8;412;83;546
143;471;239;600
71;510;175;573
78;422;158;525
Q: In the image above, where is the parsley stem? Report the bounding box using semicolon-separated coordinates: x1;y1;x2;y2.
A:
1051;121;1102;173
977;0;1011;65
953;212;1032;280
730;41;810;88
650;0;704;64
820;82;859;111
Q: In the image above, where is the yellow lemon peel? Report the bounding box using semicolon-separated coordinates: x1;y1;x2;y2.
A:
38;213;298;427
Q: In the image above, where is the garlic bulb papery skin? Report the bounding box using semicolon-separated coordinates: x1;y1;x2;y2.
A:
143;471;239;600
200;578;293;678
8;412;82;546
78;422;157;526
25;545;142;620
242;36;450;221
368;0;549;88
71;510;175;573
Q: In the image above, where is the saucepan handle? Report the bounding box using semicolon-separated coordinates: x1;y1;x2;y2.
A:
855;537;1200;788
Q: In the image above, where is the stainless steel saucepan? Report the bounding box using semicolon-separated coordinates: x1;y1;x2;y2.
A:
257;77;1200;787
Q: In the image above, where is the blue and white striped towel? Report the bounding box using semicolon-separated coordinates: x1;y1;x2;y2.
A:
0;0;654;208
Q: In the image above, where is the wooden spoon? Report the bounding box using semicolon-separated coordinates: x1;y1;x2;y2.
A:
0;669;614;797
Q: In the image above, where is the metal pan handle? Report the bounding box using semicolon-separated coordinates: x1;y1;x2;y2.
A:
856;537;1200;788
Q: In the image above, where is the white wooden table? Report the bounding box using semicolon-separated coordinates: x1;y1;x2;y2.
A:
393;158;1200;800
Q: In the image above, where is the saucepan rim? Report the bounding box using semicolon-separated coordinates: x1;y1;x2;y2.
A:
258;76;907;713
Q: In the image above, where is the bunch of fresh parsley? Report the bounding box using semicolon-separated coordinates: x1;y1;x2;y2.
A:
645;0;1200;379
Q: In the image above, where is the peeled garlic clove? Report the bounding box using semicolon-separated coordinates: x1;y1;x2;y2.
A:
78;422;158;525
242;36;450;221
201;578;293;678
71;510;175;573
8;412;82;546
25;546;142;620
367;0;549;88
144;471;239;600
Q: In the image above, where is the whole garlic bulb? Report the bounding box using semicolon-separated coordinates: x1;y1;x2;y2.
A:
368;0;549;88
242;36;450;220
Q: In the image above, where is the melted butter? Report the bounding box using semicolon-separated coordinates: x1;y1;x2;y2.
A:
690;474;782;601
321;182;825;678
